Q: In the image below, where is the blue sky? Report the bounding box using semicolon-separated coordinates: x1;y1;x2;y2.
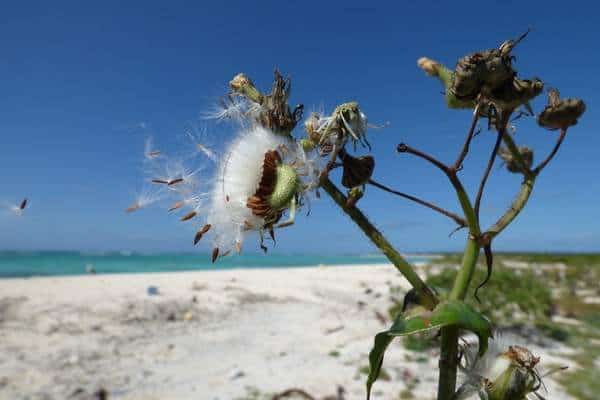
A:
0;1;598;254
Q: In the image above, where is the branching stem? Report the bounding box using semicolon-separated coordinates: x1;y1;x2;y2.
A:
452;104;481;170
368;178;467;227
474;128;505;218
534;128;568;174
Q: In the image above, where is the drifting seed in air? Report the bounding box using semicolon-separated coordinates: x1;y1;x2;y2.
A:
180;211;198;221
168;201;184;212
125;202;141;213
211;247;219;263
19;199;27;210
152;179;169;185
193;224;212;245
147;151;161;158
167;178;184;186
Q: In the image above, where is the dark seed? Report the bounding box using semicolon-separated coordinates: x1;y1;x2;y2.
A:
180;211;197;221
152;179;169;185
19;199;27;210
211;248;219;263
168;201;184;212
167;178;184;186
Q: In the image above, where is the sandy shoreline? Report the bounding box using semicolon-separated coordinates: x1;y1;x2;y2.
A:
0;264;575;399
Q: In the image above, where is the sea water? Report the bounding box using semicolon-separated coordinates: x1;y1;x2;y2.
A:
0;251;431;278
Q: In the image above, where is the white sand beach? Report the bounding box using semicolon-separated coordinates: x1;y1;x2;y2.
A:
0;264;576;400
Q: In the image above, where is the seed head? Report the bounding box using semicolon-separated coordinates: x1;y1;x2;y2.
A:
538;89;586;130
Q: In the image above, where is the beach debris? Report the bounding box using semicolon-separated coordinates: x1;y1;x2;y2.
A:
146;286;160;296
85;264;97;274
228;368;246;380
271;386;346;400
323;325;344;335
191;281;207;291
374;310;387;325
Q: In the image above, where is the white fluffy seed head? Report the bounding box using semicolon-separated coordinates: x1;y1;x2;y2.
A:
133;125;319;255
457;334;548;400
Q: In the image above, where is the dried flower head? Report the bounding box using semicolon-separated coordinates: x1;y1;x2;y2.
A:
498;146;533;173
340;152;375;189
538;89;586;130
228;71;303;135
304;102;370;154
456;335;564;400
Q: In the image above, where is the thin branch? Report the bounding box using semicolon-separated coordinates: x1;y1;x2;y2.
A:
533;128;568;174
396;142;479;233
397;143;449;173
452;103;481;170
368;178;467;227
484;174;537;240
320;176;439;310
474;128;505;218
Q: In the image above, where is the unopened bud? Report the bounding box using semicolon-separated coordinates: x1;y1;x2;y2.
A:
417;57;441;76
229;73;263;104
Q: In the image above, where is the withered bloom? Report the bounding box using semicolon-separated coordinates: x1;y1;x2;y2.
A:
229;71;301;135
340;152;375;189
498;146;534;173
538;89;586;130
456;335;565;400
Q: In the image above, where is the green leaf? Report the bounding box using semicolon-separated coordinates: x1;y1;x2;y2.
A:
366;300;492;399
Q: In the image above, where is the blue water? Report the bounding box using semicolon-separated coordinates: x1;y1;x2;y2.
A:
0;251;431;278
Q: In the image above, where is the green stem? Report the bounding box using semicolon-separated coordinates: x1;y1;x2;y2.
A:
437;182;481;400
320;177;438;310
485;173;536;240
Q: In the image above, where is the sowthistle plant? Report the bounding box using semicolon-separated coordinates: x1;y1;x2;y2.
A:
129;31;585;400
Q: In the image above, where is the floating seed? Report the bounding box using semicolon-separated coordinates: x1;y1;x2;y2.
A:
19;199;27;210
152;179;169;185
125;203;140;213
180;211;197;221
211;247;219;263
168;201;184;212
167;178;184;186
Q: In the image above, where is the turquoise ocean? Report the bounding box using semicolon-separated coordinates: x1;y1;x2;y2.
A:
0;251;431;278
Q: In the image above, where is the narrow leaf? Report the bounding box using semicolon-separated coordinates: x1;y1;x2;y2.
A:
366;300;492;399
